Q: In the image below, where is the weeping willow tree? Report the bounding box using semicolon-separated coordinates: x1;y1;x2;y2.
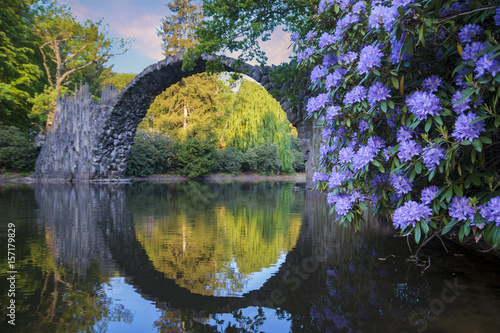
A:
224;80;296;174
141;74;299;174
141;73;230;142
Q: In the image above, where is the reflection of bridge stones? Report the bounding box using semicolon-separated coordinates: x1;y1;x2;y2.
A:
33;54;319;186
32;183;357;315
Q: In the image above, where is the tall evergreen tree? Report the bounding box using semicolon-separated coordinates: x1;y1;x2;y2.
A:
157;0;202;57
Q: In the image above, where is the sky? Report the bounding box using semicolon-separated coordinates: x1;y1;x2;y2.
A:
58;0;294;74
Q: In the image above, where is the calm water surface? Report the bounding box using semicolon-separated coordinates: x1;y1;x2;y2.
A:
0;182;499;332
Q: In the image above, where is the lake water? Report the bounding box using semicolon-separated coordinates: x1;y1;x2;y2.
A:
1;181;499;332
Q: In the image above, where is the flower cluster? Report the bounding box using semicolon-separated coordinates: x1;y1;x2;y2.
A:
393;201;432;229
292;0;500;247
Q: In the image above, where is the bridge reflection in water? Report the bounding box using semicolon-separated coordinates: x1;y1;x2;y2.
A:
9;181;498;332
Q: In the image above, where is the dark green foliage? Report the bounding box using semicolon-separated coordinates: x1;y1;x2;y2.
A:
244;143;282;175
183;0;315;69
174;138;217;178
291;136;305;172
0;124;39;172
126;129;175;177
0;0;44;129
215;147;244;175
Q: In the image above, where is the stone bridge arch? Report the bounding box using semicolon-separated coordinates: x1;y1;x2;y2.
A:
34;53;317;183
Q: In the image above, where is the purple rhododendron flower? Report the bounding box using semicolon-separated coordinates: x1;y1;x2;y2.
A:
422;75;443;92
322;126;335;140
452;90;471;114
298;47;315;62
326;105;341;123
344;86;367;104
406;91;442;120
306;30;317;40
452;112;486;142
368;82;391;106
458;24;483;43
338;13;360;29
393;201;432;229
358;44;383;74
390;174;413;196
398;139;421;162
328;193;354;216
290;32;299;42
397;126;414;142
323;53;338;67
475;53;500;78
369;5;398;31
313;172;329;184
339;146;354;164
352;142;380;171
319;32;337;48
352;1;366;13
339;51;358;64
359;119;369;132
328;169;349;189
391;36;411;64
480;197;500;226
311;65;328;83
495;6;500;26
422;146;445;171
421;186;440;205
449;196;475;222
393;0;412;8
325;68;347;91
462;42;488;61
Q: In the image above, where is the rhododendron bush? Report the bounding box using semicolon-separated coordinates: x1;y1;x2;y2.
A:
293;0;500;247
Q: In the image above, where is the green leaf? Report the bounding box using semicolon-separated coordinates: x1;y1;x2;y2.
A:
444;186;453;202
418;24;425;47
420;220;430;234
381;101;388;113
453;184;463;196
414;224;421;244
479;136;492;144
442;219;457;235
433;116;443;126
391;76;399;89
425;117;432;132
472;139;483;152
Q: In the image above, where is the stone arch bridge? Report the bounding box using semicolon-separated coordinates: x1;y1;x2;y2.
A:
34;53;319;185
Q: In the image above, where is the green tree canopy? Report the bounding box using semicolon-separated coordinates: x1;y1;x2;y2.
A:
143;73;229;142
158;0;202;57
183;0;315;69
32;0;132;129
0;0;44;129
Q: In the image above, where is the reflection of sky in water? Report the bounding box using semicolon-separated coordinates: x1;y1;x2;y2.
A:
208;306;292;332
99;275;292;332
213;251;288;297
101;277;162;333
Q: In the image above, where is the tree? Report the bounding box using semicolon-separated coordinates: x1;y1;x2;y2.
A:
183;0;315;70
99;69;136;93
174;138;217;178
157;0;202;57
32;0;131;130
143;73;229;142
0;0;44;129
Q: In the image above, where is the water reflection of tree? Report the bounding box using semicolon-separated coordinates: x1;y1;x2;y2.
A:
129;182;304;296
0;185;132;333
